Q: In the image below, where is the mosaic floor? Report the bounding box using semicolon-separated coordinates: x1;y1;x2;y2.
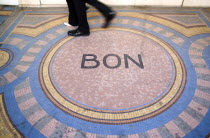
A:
0;5;15;25
0;6;210;138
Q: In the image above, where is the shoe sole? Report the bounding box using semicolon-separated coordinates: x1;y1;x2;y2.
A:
68;34;90;37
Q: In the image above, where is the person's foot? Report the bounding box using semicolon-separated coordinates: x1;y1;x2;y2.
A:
103;12;116;28
64;23;79;31
64;22;79;27
68;28;90;37
64;22;72;26
86;5;90;11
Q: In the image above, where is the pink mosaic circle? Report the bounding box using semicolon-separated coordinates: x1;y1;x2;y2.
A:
51;30;174;110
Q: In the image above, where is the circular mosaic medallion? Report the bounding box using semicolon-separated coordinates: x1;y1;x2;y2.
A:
39;28;186;124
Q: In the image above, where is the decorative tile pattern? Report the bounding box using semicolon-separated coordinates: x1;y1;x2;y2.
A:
0;6;210;138
40;28;186;124
0;5;15;25
0;94;22;137
0;49;10;68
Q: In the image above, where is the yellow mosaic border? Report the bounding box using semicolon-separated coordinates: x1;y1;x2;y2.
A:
40;27;185;123
0;10;22;44
0;50;10;68
88;12;210;37
0;11;12;16
12;14;67;38
118;12;210;37
0;94;22;137
11;11;210;38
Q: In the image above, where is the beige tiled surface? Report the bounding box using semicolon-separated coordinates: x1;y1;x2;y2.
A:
18;0;40;5
183;0;210;7
14;0;210;7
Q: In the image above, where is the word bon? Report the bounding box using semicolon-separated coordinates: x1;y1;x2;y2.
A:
81;54;144;69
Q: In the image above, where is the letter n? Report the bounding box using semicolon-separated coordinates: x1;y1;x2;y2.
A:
124;54;144;69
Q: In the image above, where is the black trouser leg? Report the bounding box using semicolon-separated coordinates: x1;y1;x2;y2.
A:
66;0;78;26
86;0;113;18
72;0;90;33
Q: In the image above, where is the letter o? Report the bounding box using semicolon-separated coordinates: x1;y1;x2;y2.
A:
103;54;121;69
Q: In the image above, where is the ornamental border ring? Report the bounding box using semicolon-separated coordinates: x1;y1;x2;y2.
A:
39;27;186;124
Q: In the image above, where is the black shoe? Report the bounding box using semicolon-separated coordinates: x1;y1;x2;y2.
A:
68;28;78;34
103;12;116;28
68;28;90;37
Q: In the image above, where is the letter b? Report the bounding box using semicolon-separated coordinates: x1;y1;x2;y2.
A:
81;54;100;69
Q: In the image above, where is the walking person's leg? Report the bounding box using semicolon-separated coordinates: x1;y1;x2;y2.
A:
65;0;90;27
68;0;90;36
86;0;116;28
65;0;78;27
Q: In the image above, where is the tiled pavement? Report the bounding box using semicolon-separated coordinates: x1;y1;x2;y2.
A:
0;6;210;138
0;5;15;25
